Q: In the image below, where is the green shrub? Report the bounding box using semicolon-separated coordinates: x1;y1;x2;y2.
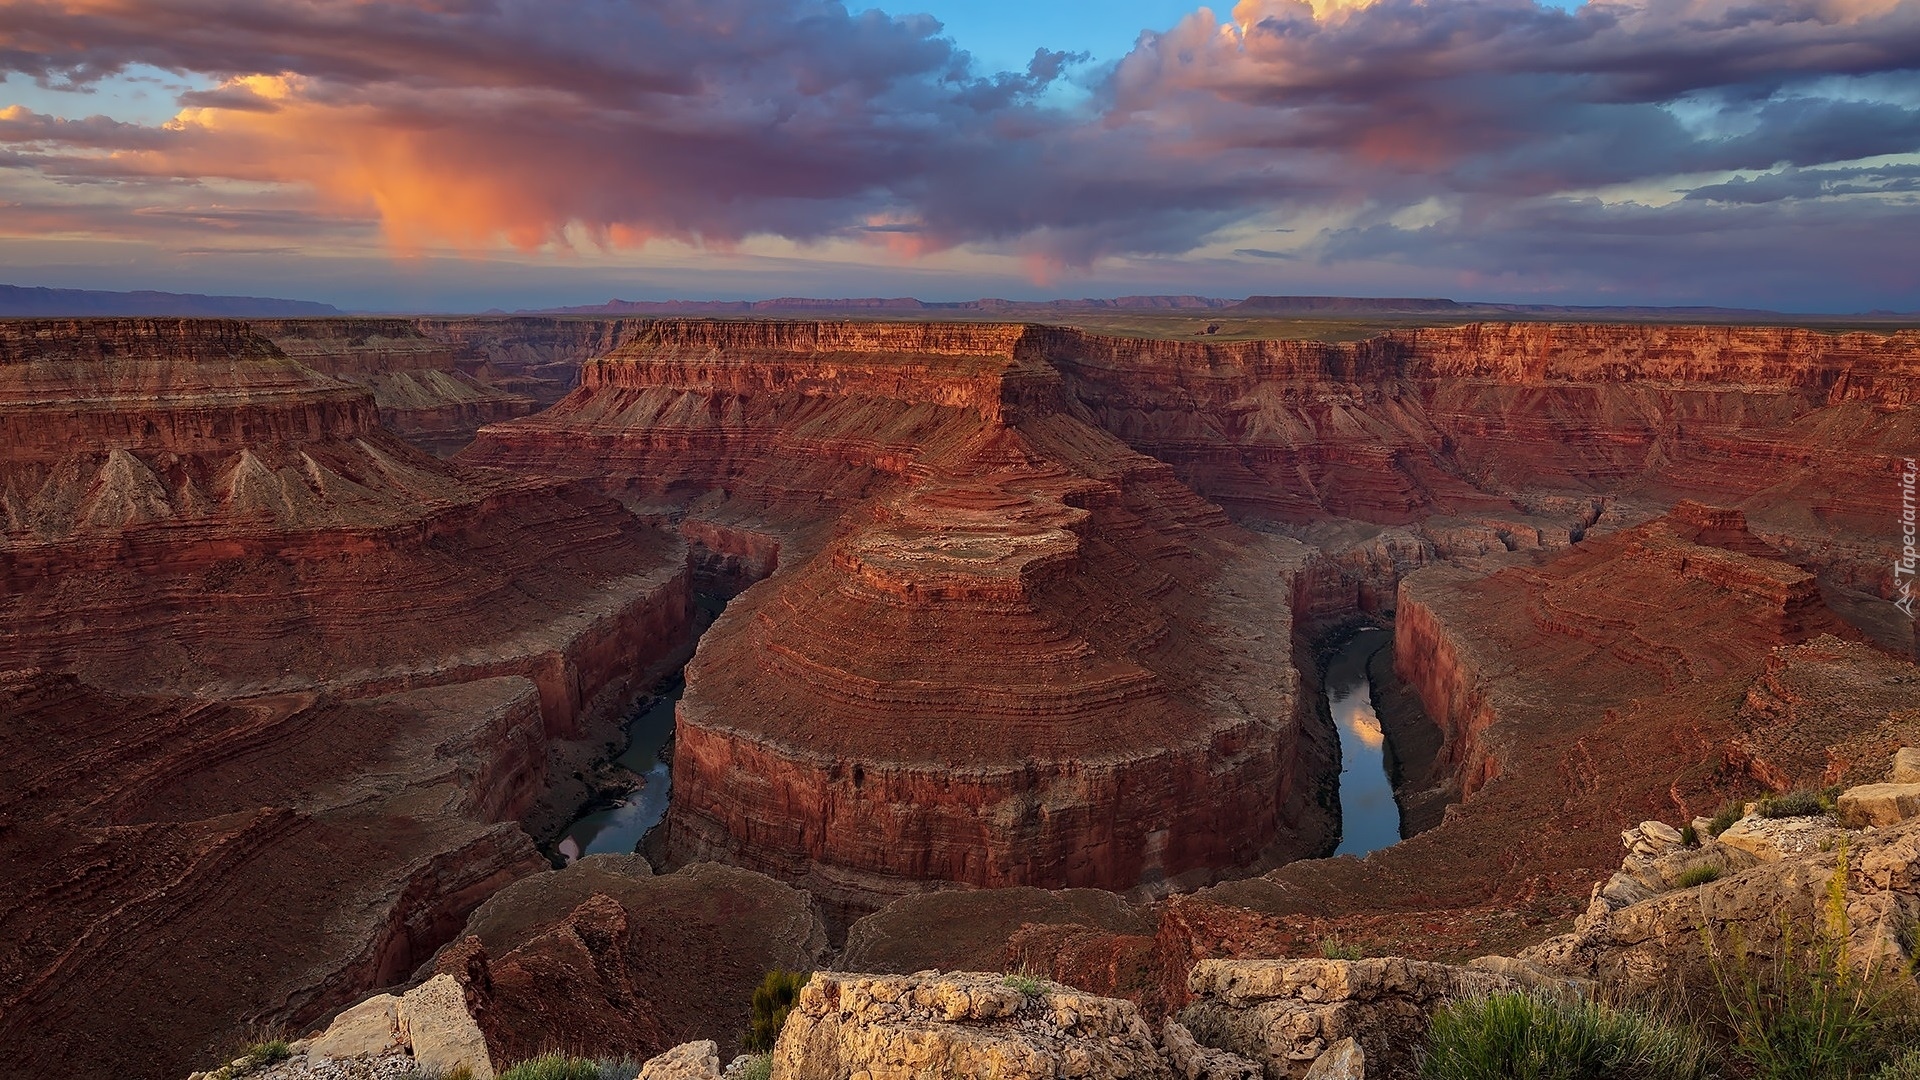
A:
745;969;807;1053
497;1055;603;1080
1707;852;1917;1080
1681;824;1700;847
1419;992;1713;1080
1757;789;1834;819
1877;1050;1920;1080
1320;937;1366;961
1002;972;1047;996
1706;800;1745;838
1676;865;1723;888
738;1055;773;1080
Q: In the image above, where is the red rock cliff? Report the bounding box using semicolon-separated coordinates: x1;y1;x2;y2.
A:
468;320;1338;917
0;319;695;1080
256;318;537;455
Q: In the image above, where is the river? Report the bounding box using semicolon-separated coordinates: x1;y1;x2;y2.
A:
1326;628;1401;857
554;685;680;864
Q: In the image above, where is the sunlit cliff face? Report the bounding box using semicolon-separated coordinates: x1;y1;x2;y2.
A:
0;0;1917;308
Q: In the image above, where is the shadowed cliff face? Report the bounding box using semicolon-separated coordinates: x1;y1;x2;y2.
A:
254;318;537;456
0;319;696;1080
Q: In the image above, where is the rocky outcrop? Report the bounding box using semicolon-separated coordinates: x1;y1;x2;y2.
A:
770;971;1172;1080
1519;794;1920;994
0;320;695;1080
256;318;536;455
1178;958;1513;1080
431;859;828;1064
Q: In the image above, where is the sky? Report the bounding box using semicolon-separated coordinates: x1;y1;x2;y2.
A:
0;0;1915;313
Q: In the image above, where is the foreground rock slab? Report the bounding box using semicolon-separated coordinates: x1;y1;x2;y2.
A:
1178;958;1515;1080
772;970;1172;1080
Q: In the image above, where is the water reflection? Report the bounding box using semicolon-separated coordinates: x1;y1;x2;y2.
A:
1327;628;1401;857
555;687;680;864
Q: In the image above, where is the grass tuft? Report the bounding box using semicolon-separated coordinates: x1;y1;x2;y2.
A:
738;1055;773;1080
1419;992;1713;1080
1676;864;1723;889
1706;800;1745;838
1877;1050;1920;1080
1002;972;1048;996
1320;937;1366;961
1756;789;1835;819
497;1055;603;1080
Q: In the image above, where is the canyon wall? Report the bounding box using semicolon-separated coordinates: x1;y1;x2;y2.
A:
466;321;1340;918
417;316;664;406
256;318;537;455
0;319;694;1080
1043;322;1920;606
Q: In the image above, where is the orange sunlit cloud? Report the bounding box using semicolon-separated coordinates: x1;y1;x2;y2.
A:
0;0;1916;308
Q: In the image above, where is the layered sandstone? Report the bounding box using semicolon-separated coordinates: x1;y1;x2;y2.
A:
0;319;693;1080
418;316;663;405
256;319;536;455
1044;322;1920;619
468;321;1339;917
997;508;1884;1014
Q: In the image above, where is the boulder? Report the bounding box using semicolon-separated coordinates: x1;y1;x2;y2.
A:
1838;784;1920;829
1465;956;1592;1002
1621;821;1684;859
641;1040;723;1080
1178;958;1516;1080
1718;814;1842;862
1161;1019;1261;1080
1892;748;1920;785
771;970;1170;1080
401;974;495;1080
1302;1039;1365;1080
308;994;404;1059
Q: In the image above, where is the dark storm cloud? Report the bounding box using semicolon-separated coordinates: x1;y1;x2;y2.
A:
0;0;1915;301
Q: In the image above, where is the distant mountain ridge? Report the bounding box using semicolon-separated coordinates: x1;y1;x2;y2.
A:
527;293;1833;319
0;284;339;318
529;295;1236;315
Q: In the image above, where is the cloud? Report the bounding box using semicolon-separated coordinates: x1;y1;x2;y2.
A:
0;0;1915;306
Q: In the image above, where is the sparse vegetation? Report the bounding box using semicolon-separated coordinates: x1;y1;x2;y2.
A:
1681;824;1700;847
497;1055;604;1080
1320;936;1367;961
1706;849;1919;1080
746;969;807;1052
1677;864;1724;888
200;1034;294;1079
1756;789;1835;820
593;1059;641;1080
738;1054;773;1080
1707;800;1746;837
1003;972;1048;996
1419;992;1714;1080
1875;1050;1920;1080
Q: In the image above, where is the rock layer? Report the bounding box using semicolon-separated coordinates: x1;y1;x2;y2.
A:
0;319;694;1080
468;321;1339;916
256;318;535;455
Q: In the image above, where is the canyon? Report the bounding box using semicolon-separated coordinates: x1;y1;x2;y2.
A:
1;314;1914;1079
